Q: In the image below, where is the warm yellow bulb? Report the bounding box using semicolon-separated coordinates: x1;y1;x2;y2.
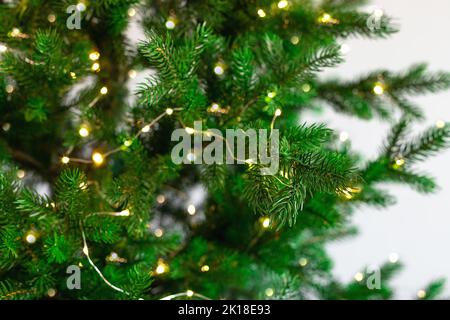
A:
186;290;194;297
262;217;270;228
299;258;308;267
257;9;266;18
141;125;151;133
61;156;70;164
17;170;26;179
267;91;276;99
395;158;405;167
200;265;210;272
25;231;37;244
128;69;137;79
265;288;274;297
436;120;445;129
278;1;288;9
185;127;195;135
79;126;90;137
91;62;100;72
165;18;176;30
118;209;130;216
92;152;104;166
275;109;282;117
10;28;20;37
417;289;426;299
214;64;225;76
290;36;300;45
155;261;168;274
89;51;100;61
48;14;56;23
5;85;14;94
373;82;385;95
156;195;165;204
100;87;108;95
0;44;7;53
123;139;133;147
339;131;349;142
128;8;136;17
166;108;174;115
187;204;196;215
354;272;364;282
154;228;164;238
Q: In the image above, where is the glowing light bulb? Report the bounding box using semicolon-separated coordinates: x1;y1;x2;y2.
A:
210;103;220;112
436;120;445;129
10;28;20;37
340;43;351;54
48;14;56;23
70;72;77;79
214;64;225;76
302;83;311;93
100;86;108;95
339;131;349;142
78;125;90;137
155;260;168;274
265;288;274;297
186;290;194;297
47;288;57;298
91;62;100;72
154;228;164;238
373;7;384;18
417;290;426;299
0;44;7;53
92;152;104;166
124;140;133;147
17;170;26;179
354;272;364;282
267;92;277;99
2;123;11;132
25;231;37;244
278;1;288;9
5;85;14;94
187;204;196;215
389;252;399;264
165;18;176;30
128;8;136;17
185;127;195;135
257;9;266;18
76;3;86;12
262;217;270;228
156;195;165;204
200;265;210;272
89;51;100;61
373;82;385;95
299;258;308;267
395;158;405;167
141;125;151;133
61;156;70;164
166;108;174;115
118;209;130;216
290;36;300;45
275;109;282;116
128;69;137;79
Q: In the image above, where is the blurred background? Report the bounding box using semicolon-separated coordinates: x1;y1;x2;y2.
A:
313;0;450;299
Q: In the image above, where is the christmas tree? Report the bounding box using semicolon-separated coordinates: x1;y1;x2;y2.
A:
0;0;449;300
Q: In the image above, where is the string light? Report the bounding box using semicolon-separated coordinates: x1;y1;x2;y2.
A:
200;265;210;272
47;14;56;23
92;152;104;166
156;195;166;204
2;123;11;132
118;209;131;216
70;72;77;79
6;84;14;94
277;1;289;9
340;43;351;54
61;156;70;164
185;127;195;135
318;13;338;24
389;252;399;264
395;157;405;167
155;260;168;275
25;230;38;244
91;62;100;72
261;217;270;228
128;69;137;79
354;272;364;282
165;108;174;115
165;18;176;30
187;204;196;215
436;120;445;129
373;7;384;18
186;290;194;297
373;82;385;95
127;8;136;17
10;28;20;37
0;44;7;53
100;86;108;95
76;3;86;12
79;182;88;190
89;51;100;61
339;131;349;142
417;289;426;299
141;125;151;133
290;36;300;45
47;288;57;298
17;170;26;179
257;9;266;18
265;288;274;297
123;139;133;147
299;258;308;267
211;103;220;112
267;91;277;99
154;228;164;238
275;109;282;117
213;63;225;76
302;83;311;93
78;125;90;137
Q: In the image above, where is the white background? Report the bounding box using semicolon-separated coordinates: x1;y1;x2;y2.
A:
314;0;450;299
